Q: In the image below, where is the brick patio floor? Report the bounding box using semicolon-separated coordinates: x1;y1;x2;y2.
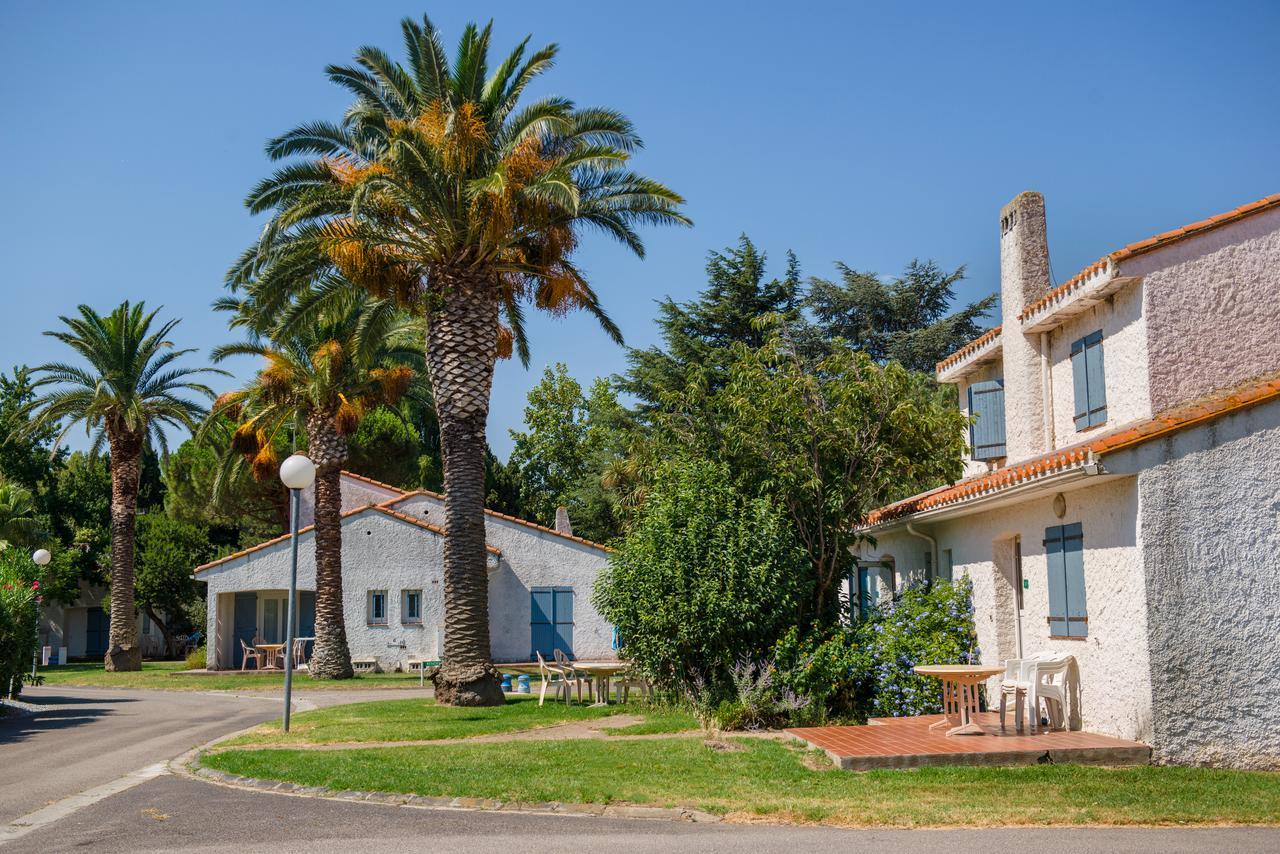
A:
787;712;1151;770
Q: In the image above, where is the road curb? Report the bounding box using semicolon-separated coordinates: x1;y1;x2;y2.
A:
170;742;720;824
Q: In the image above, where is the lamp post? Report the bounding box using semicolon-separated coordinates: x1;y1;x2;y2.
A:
278;454;316;733
31;549;51;679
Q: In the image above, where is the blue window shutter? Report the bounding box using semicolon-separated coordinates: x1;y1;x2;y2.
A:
553;589;574;658
1044;526;1069;637
530;589;555;659
1085;333;1107;426
969;379;1006;460
1062;523;1088;637
1071;339;1090;430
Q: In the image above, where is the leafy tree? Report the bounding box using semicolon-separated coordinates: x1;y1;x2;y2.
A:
347;406;422;488
233;15;688;704
0;482;39;549
163;437;285;548
621;237;801;414
594;457;811;696
804;259;996;372
209;294;422;679
1;549;40;698
24;302;220;671
134;512;211;655
0;367;65;498
508;364;590;526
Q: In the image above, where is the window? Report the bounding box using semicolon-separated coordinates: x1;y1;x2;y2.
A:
856;564;881;620
1044;523;1087;638
367;590;388;625
530;587;574;659
968;379;1007;460
941;549;954;582
141;611;151;635
1071;331;1107;429
402;590;422;624
923;551;933;583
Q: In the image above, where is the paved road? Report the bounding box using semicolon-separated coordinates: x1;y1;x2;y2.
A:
6;774;1280;854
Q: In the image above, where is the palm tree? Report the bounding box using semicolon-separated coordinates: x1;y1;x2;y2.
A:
0;481;39;549
26;302;221;671
208;293;424;679
232;15;688;704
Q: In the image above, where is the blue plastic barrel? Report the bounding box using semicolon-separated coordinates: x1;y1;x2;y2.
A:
500;673;513;692
517;674;531;694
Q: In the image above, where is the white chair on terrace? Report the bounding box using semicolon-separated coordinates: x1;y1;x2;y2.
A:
553;648;594;705
240;639;265;672
998;659;1033;733
1028;654;1074;731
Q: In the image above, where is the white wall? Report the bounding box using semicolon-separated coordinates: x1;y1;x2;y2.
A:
859;475;1155;743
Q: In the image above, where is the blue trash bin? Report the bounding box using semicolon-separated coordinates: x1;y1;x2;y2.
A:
500;673;513;692
517;674;531;694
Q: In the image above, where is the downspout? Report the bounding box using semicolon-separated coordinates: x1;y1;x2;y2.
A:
905;522;939;584
1040;331;1055;449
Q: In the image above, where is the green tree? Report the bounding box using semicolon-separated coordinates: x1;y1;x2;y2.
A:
234;15;688;704
804;259;996;372
134;512;211;656
620;237;801;414
347;406;422;488
508;364;589;526
162;437;286;548
209;295;422;679
594;457;811;695
0;482;39;549
25;302;220;671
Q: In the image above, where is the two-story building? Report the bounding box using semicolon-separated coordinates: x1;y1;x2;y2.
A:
855;190;1280;769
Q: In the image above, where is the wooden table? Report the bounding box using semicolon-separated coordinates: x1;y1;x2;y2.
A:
914;664;1004;736
255;643;286;670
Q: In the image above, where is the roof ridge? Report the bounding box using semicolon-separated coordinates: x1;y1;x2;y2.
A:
381;490;613;552
340;471;409;494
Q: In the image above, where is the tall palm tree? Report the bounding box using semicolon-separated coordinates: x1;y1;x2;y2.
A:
207;293;424;679
232;15;689;704
25;302;221;671
0;481;39;549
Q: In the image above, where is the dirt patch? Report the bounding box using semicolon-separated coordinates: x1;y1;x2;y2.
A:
703;739;746;753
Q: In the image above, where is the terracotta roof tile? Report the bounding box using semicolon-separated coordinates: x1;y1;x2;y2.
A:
867;371;1280;525
934;325;1002;374
193;502;500;574
380;491;613;553
1018;191;1280;323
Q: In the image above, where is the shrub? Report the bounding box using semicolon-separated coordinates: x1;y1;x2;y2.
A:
185;645;207;670
0;551;39;698
774;625;875;723
593;457;812;698
863;576;978;718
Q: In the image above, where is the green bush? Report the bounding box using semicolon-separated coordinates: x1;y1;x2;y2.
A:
185;645;207;670
593;457;812;698
0;551;39;698
774;625;875;723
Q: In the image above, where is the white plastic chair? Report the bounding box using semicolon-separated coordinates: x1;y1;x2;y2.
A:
553;648;594;704
998;659;1033;733
1028;654;1073;731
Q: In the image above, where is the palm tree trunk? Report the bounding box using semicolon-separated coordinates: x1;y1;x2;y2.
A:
105;430;144;672
306;415;354;679
427;267;504;706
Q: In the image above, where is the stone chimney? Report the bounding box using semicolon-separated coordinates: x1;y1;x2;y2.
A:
998;191;1052;462
554;506;573;536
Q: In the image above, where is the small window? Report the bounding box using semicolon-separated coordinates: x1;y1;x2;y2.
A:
1071;331;1107;429
402;590;423;624
968;379;1007;460
367;590;388;625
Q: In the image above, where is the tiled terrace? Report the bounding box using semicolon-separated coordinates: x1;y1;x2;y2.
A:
788;712;1151;771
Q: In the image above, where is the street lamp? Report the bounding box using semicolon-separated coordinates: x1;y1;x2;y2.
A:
31;549;51;679
279;454;316;733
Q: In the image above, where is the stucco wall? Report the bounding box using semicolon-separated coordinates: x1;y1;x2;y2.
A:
202;498;612;670
1132;205;1280;413
1048;280;1151;447
859;475;1154;743
296;477;401;527
1119;397;1280;768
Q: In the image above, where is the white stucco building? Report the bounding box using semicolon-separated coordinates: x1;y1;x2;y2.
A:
855;190;1280;769
37;582;166;661
196;471;614;672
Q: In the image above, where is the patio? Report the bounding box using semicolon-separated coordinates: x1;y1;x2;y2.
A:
788;712;1151;771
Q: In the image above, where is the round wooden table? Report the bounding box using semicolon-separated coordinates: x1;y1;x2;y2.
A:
914;664;1004;736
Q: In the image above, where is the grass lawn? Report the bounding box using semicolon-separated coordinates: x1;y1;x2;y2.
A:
201;737;1280;827
221;695;698;746
38;661;425;692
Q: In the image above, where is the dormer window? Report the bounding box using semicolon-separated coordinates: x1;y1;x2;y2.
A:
1071;331;1108;429
968;379;1007;460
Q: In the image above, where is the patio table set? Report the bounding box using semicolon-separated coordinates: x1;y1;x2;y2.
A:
914;652;1077;736
499;651;651;707
239;637;315;671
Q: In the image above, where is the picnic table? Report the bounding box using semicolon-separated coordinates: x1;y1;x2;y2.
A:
914;664;1004;736
256;643;286;670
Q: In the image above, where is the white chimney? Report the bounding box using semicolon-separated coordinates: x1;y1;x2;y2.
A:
998;191;1053;462
554;506;573;536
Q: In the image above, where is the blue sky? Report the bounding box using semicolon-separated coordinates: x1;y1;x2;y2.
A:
2;1;1277;458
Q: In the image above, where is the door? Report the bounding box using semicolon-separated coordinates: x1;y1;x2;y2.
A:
84;607;108;657
298;591;316;660
858;566;879;619
232;592;257;668
530;587;574;660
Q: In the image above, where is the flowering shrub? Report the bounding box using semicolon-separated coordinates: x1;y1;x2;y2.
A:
862;576;978;718
1;551;40;698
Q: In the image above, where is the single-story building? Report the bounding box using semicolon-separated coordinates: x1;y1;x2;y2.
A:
194;472;614;672
38;580;166;662
855;190;1280;769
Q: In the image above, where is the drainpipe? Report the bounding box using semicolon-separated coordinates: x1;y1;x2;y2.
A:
904;522;938;584
1040;331;1055;449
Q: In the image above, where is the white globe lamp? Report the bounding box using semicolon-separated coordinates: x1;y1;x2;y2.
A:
279;454;317;490
32;549;51;567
